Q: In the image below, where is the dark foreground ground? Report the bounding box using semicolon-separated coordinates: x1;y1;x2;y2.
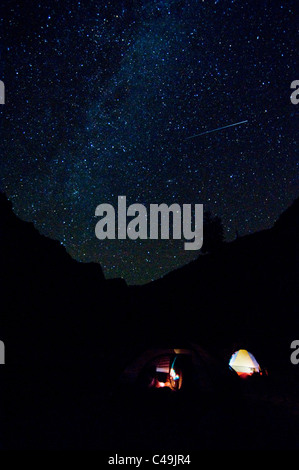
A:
105;378;299;451
3;367;298;450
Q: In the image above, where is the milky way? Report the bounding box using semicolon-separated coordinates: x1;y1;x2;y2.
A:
1;0;298;284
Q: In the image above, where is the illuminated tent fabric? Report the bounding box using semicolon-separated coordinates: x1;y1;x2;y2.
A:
229;349;261;376
119;344;222;392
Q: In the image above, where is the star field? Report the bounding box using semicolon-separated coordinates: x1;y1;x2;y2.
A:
1;0;298;284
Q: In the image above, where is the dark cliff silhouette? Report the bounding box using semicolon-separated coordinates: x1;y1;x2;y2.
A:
131;197;299;371
0;192;298;449
0;192;131;449
201;210;225;254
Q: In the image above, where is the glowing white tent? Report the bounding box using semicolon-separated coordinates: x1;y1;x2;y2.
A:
229;349;261;377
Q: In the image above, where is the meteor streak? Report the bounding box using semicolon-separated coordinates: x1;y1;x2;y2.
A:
185;120;248;140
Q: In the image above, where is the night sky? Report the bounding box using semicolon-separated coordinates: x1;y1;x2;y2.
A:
1;0;298;284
